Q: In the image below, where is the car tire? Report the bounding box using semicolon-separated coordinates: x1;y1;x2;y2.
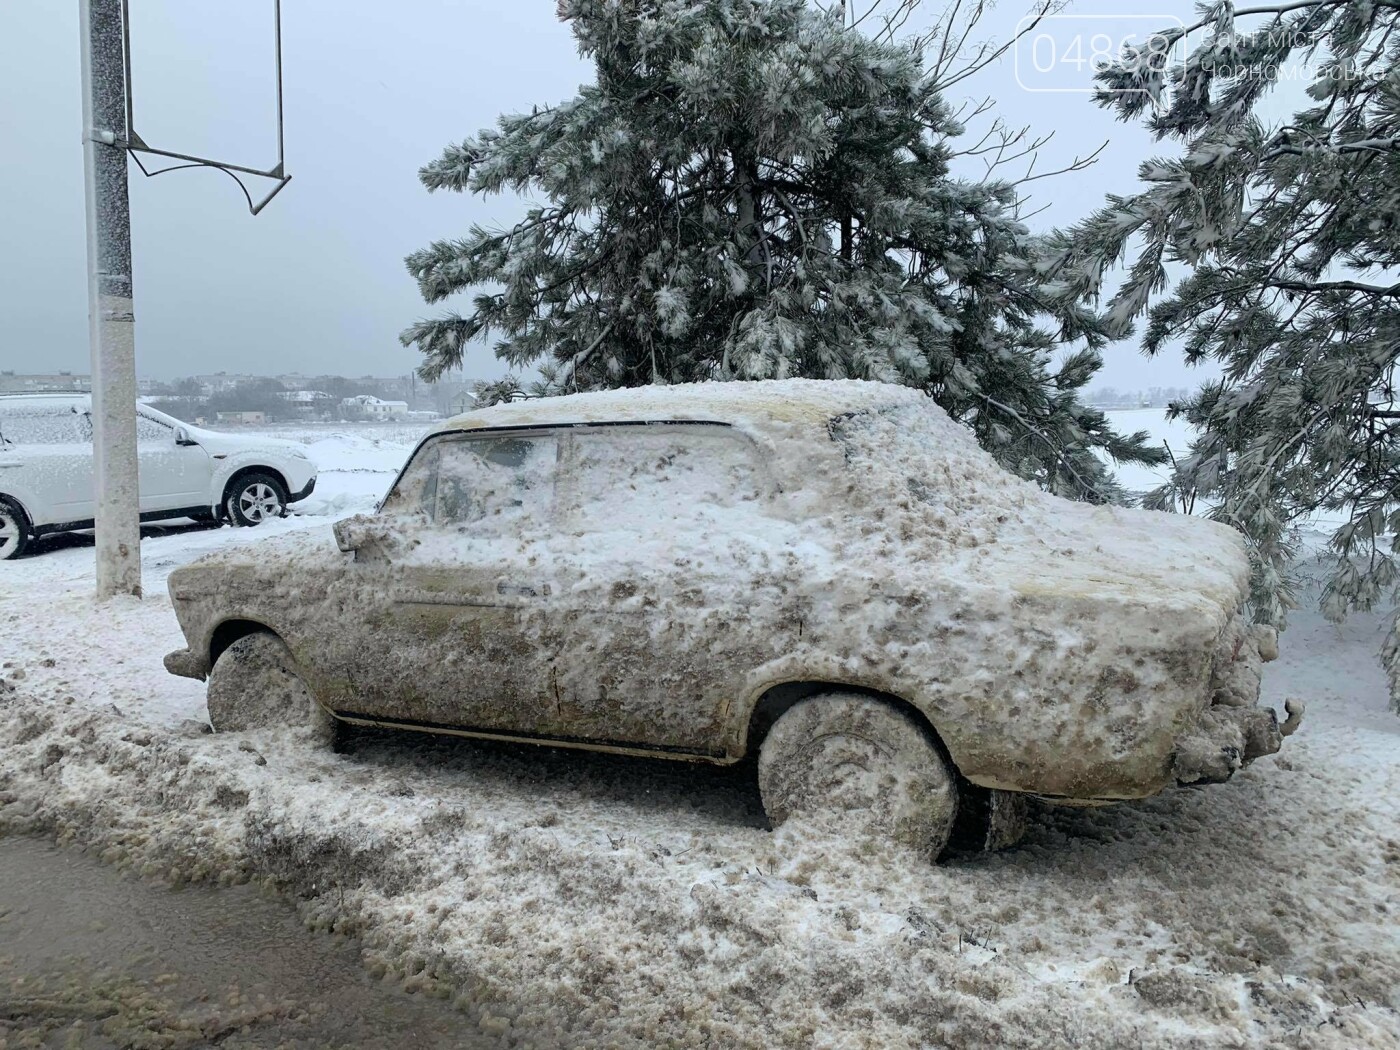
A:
225;473;288;527
206;632;339;746
0;497;31;561
952;784;1029;853
758;693;960;861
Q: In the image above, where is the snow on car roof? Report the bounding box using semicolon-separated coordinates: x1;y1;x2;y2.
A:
0;393;89;414
431;378;929;433
424;377;1250;616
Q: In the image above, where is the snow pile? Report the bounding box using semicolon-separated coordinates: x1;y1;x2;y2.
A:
1;405;1397;1047
434;377;931;432
441;380;1250;613
3;536;1399;1047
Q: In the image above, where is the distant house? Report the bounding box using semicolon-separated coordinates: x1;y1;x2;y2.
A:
216;410;267;425
0;371;90;393
191;372;262;395
341;394;409;420
277;389;337;417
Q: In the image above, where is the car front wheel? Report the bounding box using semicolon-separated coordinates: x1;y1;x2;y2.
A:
206;632;338;746
758;693;960;861
225;473;288;527
0;498;31;561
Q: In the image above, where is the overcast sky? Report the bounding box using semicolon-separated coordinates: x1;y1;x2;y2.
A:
1;1;1224;390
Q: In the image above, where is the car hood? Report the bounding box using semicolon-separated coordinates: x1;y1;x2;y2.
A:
169;527;343;591
184;423;311;461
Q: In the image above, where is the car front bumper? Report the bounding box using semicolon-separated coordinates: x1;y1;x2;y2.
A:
288;475;316;504
164;646;209;681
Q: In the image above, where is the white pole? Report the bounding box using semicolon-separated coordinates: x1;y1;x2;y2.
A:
80;0;142;598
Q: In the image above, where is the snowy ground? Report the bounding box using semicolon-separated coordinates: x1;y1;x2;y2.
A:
1;419;1398;1048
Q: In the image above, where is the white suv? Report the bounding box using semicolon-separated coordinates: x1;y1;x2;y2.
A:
0;394;317;560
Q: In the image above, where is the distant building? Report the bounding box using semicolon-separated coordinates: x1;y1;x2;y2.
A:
190;372;263;395
0;371;89;393
216;410;267;425
342;394;409;419
277;390;338;417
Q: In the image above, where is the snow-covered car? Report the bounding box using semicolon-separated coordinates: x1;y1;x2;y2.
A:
162;380;1299;859
0;394;317;560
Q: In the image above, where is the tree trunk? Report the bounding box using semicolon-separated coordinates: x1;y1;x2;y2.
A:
734;150;762;268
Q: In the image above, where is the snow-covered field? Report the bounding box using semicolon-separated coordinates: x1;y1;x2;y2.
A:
1100;408;1198;494
2;418;1398;1048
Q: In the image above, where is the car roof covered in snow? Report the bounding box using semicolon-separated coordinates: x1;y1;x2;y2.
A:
430;378;928;434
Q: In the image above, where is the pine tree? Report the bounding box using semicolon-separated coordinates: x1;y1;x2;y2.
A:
403;0;1163;501
1042;1;1400;710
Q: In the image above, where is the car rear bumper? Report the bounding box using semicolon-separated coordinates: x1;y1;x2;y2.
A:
164;646;209;681
288;476;316;504
1171;617;1302;785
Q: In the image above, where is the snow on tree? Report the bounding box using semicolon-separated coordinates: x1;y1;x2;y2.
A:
401;0;1163;502
1041;0;1400;711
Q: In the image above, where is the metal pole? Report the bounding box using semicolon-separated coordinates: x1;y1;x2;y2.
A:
80;0;142;598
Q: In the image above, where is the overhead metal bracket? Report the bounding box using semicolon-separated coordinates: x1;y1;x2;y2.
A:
117;0;290;215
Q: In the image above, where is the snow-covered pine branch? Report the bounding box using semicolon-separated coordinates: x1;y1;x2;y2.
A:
400;0;1164;501
1040;0;1400;713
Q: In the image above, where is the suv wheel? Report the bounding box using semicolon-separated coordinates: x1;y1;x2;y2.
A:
206;632;338;746
758;693;959;861
225;473;288;527
0;498;30;561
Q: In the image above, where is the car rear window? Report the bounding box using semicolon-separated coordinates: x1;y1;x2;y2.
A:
0;410;90;446
562;424;767;534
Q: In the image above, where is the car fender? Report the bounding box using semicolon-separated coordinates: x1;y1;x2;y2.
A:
208;451;315;509
724;651;954;761
0;477;40;529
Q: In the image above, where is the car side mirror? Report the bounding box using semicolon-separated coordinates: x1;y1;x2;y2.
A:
333;513;393;554
174;426;197;446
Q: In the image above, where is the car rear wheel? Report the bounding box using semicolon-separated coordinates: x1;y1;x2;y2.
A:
225;473;288;527
952;784;1029;853
206;632;338;746
758;693;960;861
0;498;31;561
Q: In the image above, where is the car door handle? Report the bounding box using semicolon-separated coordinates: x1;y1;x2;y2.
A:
497;581;546;598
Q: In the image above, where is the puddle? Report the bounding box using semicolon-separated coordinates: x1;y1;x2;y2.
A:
0;834;494;1048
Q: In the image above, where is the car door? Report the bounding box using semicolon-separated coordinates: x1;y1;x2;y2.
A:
547;423;800;755
331;430;565;732
0;407;95;526
134;411;212;511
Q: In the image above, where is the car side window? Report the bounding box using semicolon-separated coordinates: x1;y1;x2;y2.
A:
381;433;558;532
0;411;91;445
135;414;173;444
563;425;768;535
